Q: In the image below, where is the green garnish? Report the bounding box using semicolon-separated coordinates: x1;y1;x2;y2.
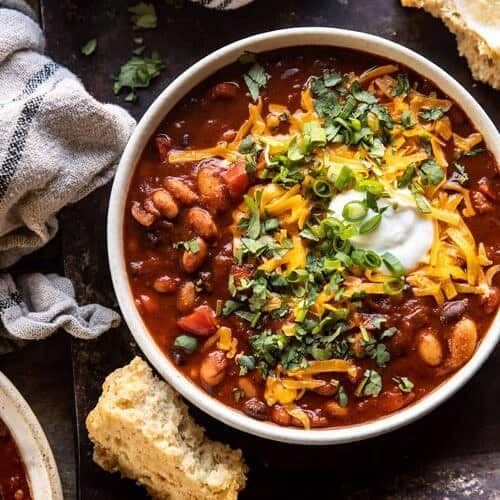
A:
81;38;97;56
334;165;354;191
350;81;377;104
419;107;445;122
400;110;417;129
383;277;405;295
342;201;367;221
236;355;256;376
182;238;200;253
391;74;410;97
356;369;382;397
128;2;157;29
450;162;469;185
243;63;268;102
381;252;405;277
393;376;414;393
420;159;444;185
113;51;165;102
359;214;382;234
173;335;198;354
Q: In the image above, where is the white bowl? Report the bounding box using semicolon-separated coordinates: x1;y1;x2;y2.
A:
108;28;500;445
0;371;63;499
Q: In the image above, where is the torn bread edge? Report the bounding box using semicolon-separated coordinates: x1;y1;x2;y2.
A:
86;357;247;500
402;0;500;89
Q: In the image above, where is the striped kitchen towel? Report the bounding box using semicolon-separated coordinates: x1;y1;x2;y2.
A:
0;0;132;349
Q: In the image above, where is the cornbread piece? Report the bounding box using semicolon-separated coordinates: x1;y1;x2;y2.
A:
86;357;247;500
401;0;500;89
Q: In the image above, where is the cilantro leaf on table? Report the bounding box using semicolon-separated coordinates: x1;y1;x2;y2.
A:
128;2;157;30
113;50;165;102
243;63;268;102
81;38;97;56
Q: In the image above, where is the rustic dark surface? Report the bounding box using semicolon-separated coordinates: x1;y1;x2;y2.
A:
10;0;498;498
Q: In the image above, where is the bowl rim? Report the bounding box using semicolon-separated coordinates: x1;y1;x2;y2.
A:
108;27;500;445
0;370;63;500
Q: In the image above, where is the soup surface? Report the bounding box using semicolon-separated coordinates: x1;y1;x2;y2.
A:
0;419;32;500
125;47;499;429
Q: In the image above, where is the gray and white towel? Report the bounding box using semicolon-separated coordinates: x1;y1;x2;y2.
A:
0;1;134;351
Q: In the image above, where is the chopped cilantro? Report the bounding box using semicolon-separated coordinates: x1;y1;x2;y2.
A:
400;110;417;129
419;107;445;122
391;74;410;97
113;51;165;102
243;192;261;239
338;385;348;407
350;81;377;104
236;355;256;376
243;63;268;102
81;38;97;56
463;147;484;157
398;165;416;188
357;369;382;397
450;162;469;185
393;376;414;393
128;2;157;30
420;159;444;185
222;300;242;316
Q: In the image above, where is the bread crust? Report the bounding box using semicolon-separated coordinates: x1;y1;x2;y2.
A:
402;0;500;89
86;357;247;500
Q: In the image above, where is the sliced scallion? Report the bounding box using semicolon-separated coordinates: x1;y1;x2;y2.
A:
342;201;367;222
364;251;382;269
381;252;406;277
383;277;405;295
312;179;333;198
359;213;382;234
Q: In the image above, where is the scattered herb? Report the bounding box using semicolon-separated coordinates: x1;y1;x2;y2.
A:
243;63;268;102
173;335;198;354
128;2;157;29
393;376;414;393
419;107;445;122
81;38;97;56
392;74;410;97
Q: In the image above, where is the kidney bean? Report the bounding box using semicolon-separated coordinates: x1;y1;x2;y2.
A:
209;82;239;100
242;398;268;420
324;401;349;418
176;281;196;313
187;207;218;240
163;177;199;206
478;177;497;201
440;299;469;324
181;237;208;273
151;189;179;219
155;134;172;162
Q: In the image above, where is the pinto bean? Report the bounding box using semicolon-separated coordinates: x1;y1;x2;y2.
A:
181;237;208;273
209;82;239;100
197;166;231;214
138;293;160;315
471;190;494;214
271;405;291;426
238;377;257;398
151;189;179;219
153;275;179;294
446;318;478;370
200;350;227;388
440;299;469;324
312;380;339;397
143;198;161;217
176;281;196;313
479;287;500;314
417;329;443;367
163;177;199;206
324;401;349;418
131;201;156;227
187;207;218;240
242;398;268;420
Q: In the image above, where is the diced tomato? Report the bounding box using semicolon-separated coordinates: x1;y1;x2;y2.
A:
177;305;217;336
221;161;249;200
155;135;172;163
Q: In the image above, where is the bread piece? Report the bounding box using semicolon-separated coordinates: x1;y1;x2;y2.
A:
86;357;247;500
401;0;500;89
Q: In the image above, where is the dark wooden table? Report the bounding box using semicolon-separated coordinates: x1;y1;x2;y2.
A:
5;0;500;499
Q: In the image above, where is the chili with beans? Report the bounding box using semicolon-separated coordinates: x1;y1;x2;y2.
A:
0;419;32;500
125;47;499;429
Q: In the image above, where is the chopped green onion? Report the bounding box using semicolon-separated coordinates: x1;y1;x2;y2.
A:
173;335;198;354
334;165;353;191
364;251;382;269
383;277;405;295
312;179;333;198
286;269;310;283
342;201;367;222
381;252;406;277
359;214;382;234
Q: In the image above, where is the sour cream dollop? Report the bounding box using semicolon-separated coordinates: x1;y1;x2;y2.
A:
328;189;434;272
